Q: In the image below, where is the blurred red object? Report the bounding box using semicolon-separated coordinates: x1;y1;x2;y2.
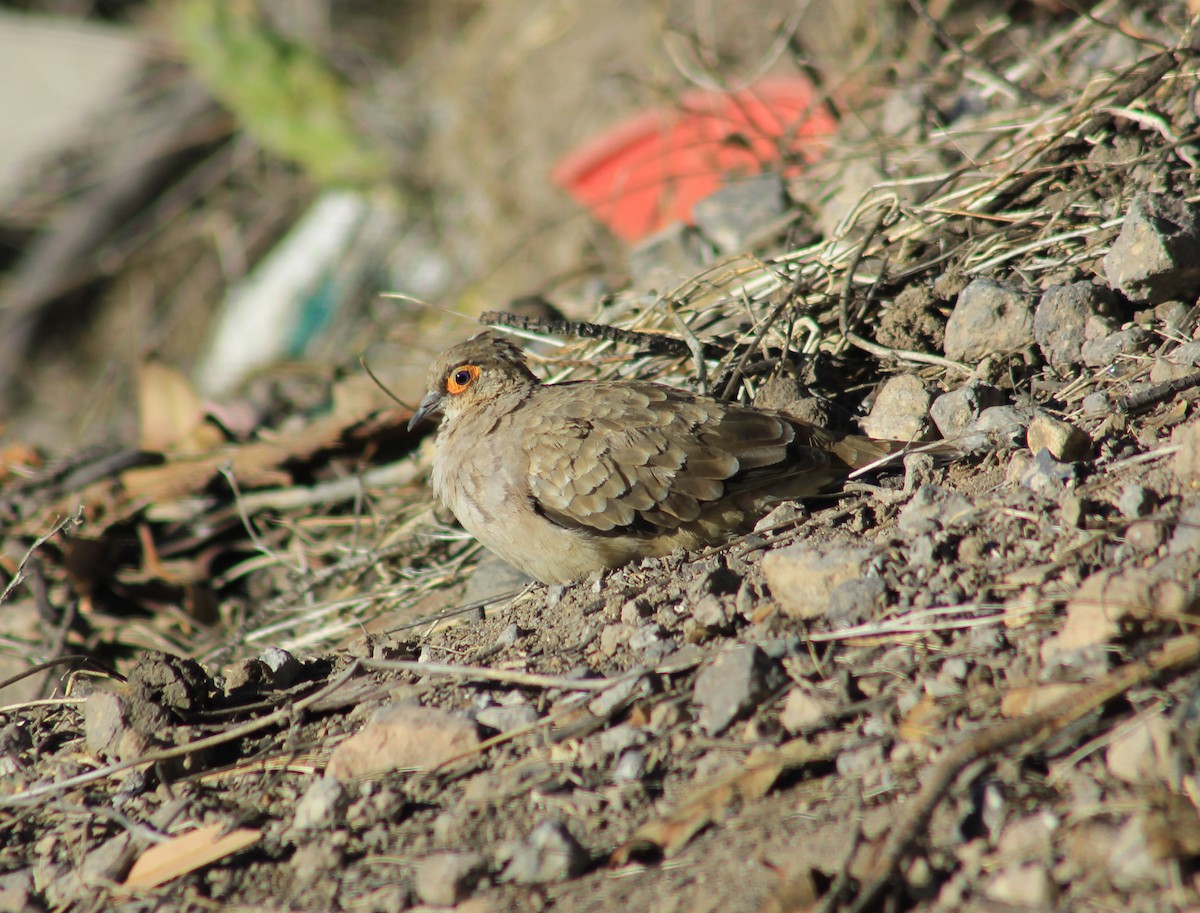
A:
553;77;836;242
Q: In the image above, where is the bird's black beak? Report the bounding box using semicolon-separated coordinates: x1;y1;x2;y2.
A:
408;391;443;430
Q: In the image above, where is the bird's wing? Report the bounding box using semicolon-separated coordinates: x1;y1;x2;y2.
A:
521;382;841;536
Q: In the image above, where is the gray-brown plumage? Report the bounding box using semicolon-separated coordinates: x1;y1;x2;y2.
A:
408;332;907;585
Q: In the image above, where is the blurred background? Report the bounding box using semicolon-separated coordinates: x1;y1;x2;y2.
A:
0;0;972;456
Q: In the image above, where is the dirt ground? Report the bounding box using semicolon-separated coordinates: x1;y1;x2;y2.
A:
2;2;1200;912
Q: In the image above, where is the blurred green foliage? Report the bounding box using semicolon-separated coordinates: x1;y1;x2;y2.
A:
175;0;388;186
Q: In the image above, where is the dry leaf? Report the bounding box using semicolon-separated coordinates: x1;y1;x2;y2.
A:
122;823;261;890
138;359;213;453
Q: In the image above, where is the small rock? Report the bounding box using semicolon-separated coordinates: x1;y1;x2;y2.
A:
692;644;783;735
1173;421;1200;487
599;623;633;657
588;674;646;717
1034;282;1117;367
693;173;786;253
496;623;524;647
1081;391;1109;413
861;374;935;442
826;575;886;624
761;546;878;619
415;851;486;906
128;652;210;712
223;658;270;696
259;647;301;688
1117;484;1156;519
1103;192;1200;304
613;749;647;782
1106;717;1180;790
326;704;480;780
597;724;643;759
1026;412;1091;461
1020;449;1079;494
498;820;589;883
476;704;539;733
1124;519;1165;553
628;623;665;652
0;870;42;913
83;692;152;762
754;377;830;426
1081;324;1149;367
962;405;1033;452
984;863;1054;907
1106;815;1163;889
780;685;834;734
619;598;650;624
290;842;341;886
929;381;1005;439
692;594;731;630
1169;502;1200;554
944;278;1034;362
293;777;345;831
897;485;974;535
1150;339;1200;383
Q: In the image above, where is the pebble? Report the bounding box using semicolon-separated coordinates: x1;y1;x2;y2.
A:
1117;484;1156;519
961;405;1033;452
692;173;786;253
1103;192;1200;304
415;851;486;906
476;704;539;733
692;644;783;735
897;485;974;535
1019;448;1079;494
944;278;1035;362
259;647;301;688
1026;411;1091;461
780;686;834;734
1081;324;1149;367
612;749;647;782
861;374;935;441
761;546;878;619
498;820;589;883
1172;421;1200;487
293;777;345;831
929;381;1005;439
1034;281;1116;367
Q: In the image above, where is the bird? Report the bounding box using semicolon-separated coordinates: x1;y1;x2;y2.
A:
408;332;913;585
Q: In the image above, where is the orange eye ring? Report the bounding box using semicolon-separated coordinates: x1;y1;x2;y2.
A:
446;364;480;394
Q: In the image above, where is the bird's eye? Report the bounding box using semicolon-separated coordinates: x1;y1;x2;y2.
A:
446;364;480;394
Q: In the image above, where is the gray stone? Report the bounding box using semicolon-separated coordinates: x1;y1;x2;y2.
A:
498;820;589;883
961;405;1033;452
1020;449;1080;494
693;644;783;735
1034;282;1117;367
929;381;1005;439
613;748;647;782
259;647;301;688
415;851;486;905
944;279;1035;362
1117;484;1156;519
898;485;975;535
476;703;539;733
294;776;346;831
693;173;786;253
1081;325;1149;368
1103;192;1200;304
861;374;935;441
